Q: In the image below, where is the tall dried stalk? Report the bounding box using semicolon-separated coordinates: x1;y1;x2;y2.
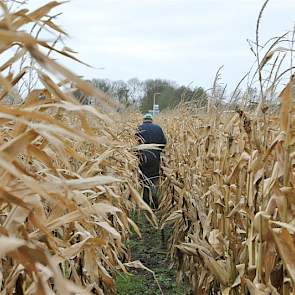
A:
158;68;295;295
0;2;156;294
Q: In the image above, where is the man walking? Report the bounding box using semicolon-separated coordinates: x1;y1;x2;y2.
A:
136;113;167;208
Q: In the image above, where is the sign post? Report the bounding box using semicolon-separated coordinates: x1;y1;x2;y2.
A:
153;92;160;116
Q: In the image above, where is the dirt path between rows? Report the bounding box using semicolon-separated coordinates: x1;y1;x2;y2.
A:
116;213;187;295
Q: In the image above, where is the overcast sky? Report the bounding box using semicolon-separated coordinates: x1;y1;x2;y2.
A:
30;0;295;91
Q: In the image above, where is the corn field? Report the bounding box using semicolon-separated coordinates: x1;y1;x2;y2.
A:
156;3;295;293
0;2;156;294
1;1;295;295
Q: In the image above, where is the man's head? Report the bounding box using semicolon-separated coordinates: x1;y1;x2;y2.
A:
143;113;153;122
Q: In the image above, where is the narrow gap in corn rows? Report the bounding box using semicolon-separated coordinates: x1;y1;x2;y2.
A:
116;212;187;295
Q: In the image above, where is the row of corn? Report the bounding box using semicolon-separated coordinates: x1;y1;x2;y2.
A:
0;2;157;294
158;80;295;294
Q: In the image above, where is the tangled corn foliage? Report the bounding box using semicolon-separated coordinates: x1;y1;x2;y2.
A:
157;3;295;291
158;82;295;294
3;1;295;295
0;1;157;294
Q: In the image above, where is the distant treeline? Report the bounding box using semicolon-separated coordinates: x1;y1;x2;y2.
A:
74;78;208;112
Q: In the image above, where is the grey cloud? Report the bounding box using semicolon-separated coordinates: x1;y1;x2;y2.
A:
30;0;295;90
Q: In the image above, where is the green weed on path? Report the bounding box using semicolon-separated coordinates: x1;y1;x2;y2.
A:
116;213;187;295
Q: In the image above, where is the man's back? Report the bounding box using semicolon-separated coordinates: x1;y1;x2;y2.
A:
138;122;167;146
137;121;166;167
137;114;167;208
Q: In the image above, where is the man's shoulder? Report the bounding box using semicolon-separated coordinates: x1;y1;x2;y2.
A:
138;123;146;130
151;123;164;131
139;122;154;128
139;122;163;131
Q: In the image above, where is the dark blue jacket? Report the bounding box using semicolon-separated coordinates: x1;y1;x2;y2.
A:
136;121;167;165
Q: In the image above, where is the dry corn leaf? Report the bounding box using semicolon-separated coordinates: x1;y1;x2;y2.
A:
0;236;25;257
279;75;295;132
272;228;295;283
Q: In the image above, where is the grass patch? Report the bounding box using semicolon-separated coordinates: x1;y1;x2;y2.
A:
116;271;185;295
116;212;188;294
116;274;146;295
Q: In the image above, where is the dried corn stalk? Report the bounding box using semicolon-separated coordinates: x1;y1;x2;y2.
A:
0;2;156;294
159;82;295;294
